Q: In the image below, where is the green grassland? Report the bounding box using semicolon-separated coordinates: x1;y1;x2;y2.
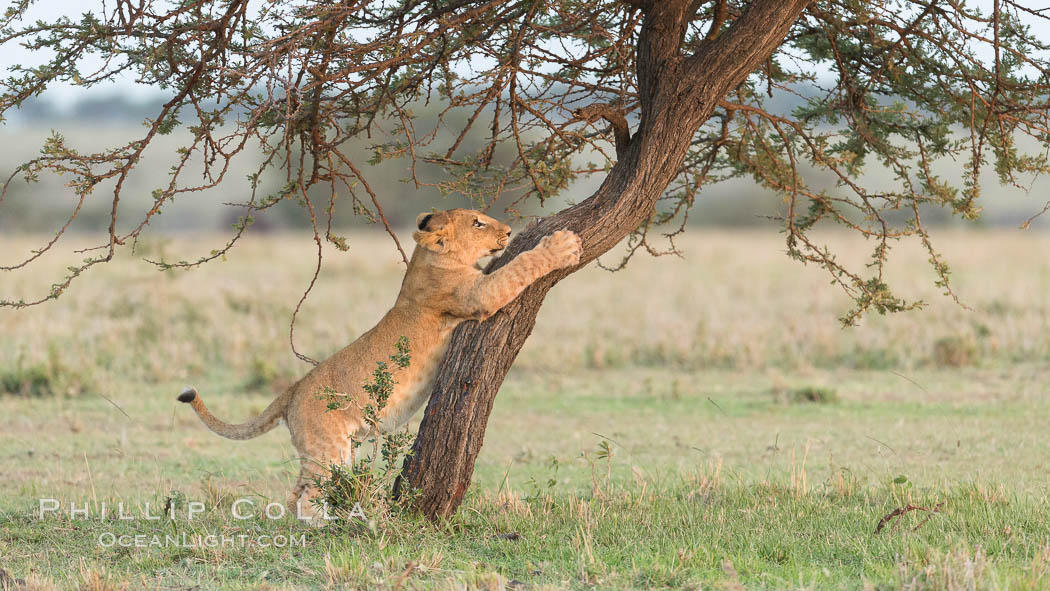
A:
1;230;1049;590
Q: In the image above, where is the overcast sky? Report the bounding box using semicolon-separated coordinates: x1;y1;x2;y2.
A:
2;0;1047;109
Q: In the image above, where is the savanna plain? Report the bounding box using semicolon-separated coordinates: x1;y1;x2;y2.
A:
1;229;1049;590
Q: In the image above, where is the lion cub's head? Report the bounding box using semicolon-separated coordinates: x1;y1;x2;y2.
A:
413;209;512;264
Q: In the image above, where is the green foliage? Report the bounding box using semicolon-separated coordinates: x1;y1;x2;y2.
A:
932;335;979;368
0;358;51;397
0;346;93;397
524;455;560;503
360;335;411;425
317;335;411;416
311;428;419;524
771;383;840;405
787;386;840;405
314;336;416;520
241;357;291;393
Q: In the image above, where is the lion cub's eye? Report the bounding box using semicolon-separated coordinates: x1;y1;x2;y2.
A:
473;219;486;228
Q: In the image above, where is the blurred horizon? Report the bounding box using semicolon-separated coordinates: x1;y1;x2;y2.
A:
3;91;1049;235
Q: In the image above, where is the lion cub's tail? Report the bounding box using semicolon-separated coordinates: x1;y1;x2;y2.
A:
177;387;289;440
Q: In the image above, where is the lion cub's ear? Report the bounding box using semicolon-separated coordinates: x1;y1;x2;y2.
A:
413;211;452;253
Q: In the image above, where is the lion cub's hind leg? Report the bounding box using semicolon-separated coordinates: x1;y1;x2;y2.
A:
287;448;349;523
286;421;371;523
287;463;327;522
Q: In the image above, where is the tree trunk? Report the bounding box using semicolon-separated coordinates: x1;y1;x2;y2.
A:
396;0;811;520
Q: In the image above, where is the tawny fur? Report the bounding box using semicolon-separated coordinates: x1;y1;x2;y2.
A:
177;209;582;518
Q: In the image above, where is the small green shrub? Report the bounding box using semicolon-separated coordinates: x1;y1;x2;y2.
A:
312;441;417;520
242;357;292;393
0;361;52;396
788;386;839;404
583;342;626;369
827;346;900;370
932;336;978;368
0;347;94;397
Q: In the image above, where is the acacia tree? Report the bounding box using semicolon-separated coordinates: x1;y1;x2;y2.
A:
2;0;1049;519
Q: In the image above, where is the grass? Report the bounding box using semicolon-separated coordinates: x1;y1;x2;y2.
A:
1;230;1049;589
3;476;1049;590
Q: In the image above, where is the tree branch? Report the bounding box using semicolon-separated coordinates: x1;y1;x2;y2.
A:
572;103;632;158
619;0;650;10
636;0;697;108
685;0;812;84
705;0;728;40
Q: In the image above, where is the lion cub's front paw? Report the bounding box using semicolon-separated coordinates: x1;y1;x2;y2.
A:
539;230;583;269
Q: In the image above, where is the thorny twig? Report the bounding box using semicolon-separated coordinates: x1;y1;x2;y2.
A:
874;502;945;535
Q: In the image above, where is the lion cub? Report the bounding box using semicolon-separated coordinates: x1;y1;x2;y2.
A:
177;208;582;517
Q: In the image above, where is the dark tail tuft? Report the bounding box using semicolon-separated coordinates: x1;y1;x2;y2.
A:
177;387;197;403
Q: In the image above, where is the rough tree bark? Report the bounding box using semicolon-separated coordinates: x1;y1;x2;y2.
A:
396;0;812;520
